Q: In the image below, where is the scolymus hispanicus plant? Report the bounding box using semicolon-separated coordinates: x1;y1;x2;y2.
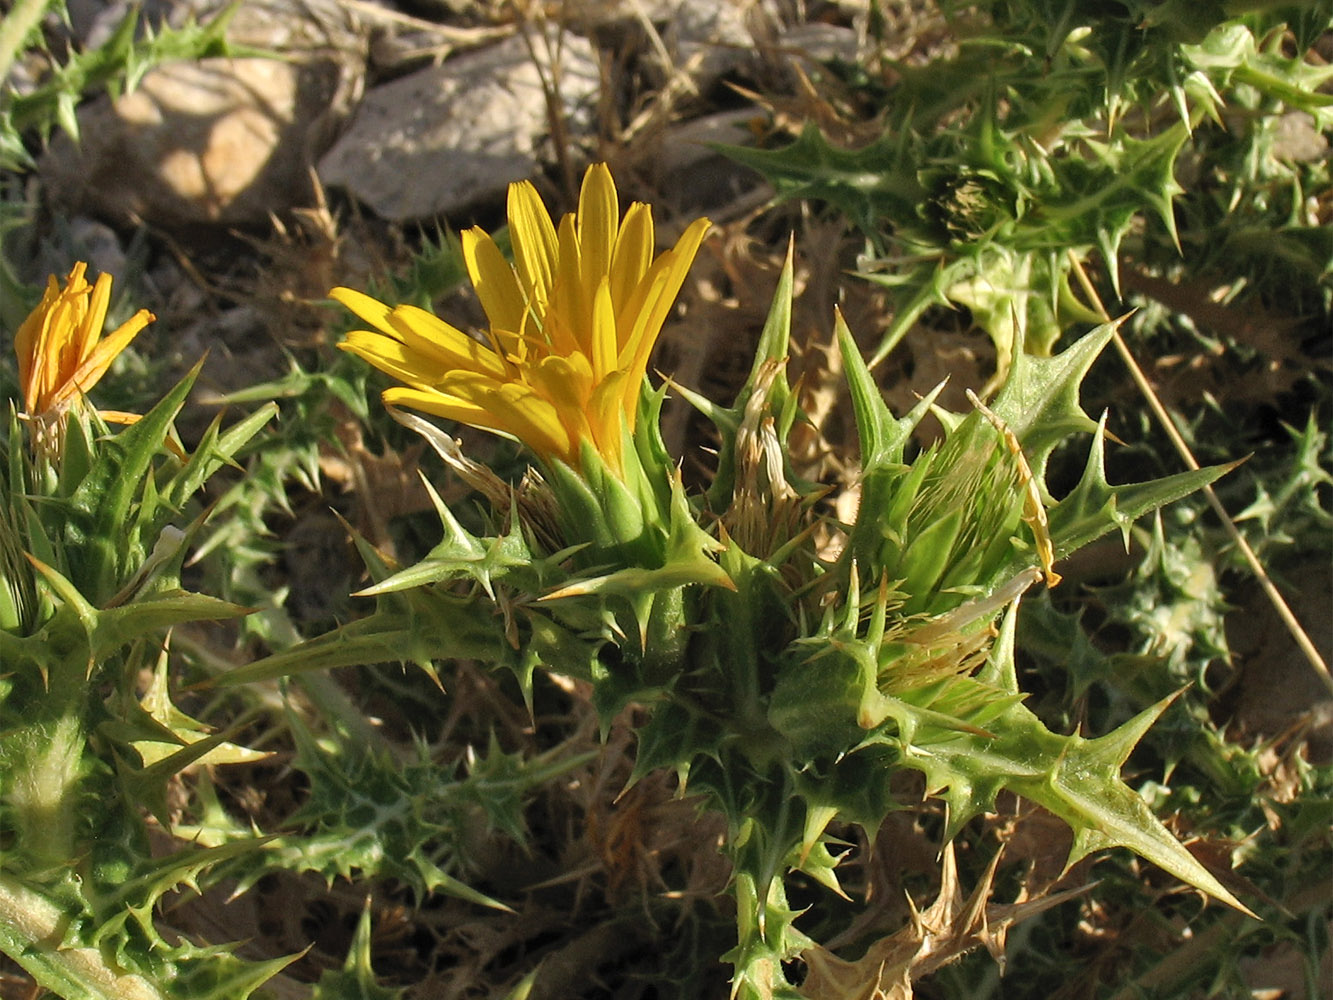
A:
306;162;1249;998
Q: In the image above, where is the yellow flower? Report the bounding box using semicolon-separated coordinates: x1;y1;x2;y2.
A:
332;164;710;473
13;262;153;423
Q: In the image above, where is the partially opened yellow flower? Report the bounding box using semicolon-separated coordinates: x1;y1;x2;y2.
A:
332;164;710;474
13;262;153;423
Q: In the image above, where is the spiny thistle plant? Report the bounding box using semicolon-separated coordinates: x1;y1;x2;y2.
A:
0;263;281;997
210;163;1250;998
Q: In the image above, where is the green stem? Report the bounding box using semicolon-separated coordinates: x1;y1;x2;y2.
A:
0;0;55;85
0;872;166;1000
9;710;83;869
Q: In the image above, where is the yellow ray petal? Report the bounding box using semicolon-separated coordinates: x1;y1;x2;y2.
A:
437;373;575;465
507;180;558;308
331;164;709;476
526;353;595;416
386;304;511;380
587;369;632;460
381;384;496;428
617;217;711;383
329;286;397;332
577;163;618;303
382;383;575;460
462;227;526;333
547;214;587;356
589;277;618;384
387;379;569;463
331;289;510;380
609;202;653;320
338;330;458;387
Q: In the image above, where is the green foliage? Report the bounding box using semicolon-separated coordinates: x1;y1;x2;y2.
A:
720;2;1332;365
192;353;372;649
310;904;405;1000
0;365;284;994
241;713;582;909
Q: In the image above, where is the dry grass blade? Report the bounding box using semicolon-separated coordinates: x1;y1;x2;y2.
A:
1067;251;1332;695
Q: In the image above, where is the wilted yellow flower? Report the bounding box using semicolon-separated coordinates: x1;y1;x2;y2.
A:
332;164;710;473
13;262;153;423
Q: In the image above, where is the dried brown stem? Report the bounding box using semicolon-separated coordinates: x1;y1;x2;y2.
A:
1067;251;1331;695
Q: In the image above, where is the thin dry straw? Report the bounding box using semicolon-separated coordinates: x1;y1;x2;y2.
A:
1068;250;1331;696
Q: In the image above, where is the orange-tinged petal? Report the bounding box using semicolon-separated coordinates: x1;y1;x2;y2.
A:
13;263;150;420
13;275;61;394
52;295;90;393
64;261;90;291
19;308;55;413
74;271;114;361
97;410;141;426
47;307;154;411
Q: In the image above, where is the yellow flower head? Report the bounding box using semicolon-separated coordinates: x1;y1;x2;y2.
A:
13;262;153;423
332;164;710;473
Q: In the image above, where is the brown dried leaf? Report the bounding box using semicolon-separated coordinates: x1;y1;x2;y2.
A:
799;843;1092;1000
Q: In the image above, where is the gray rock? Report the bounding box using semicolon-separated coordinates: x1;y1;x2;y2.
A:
37;218;128;286
574;0;762;93
40;56;344;228
317;31;599;221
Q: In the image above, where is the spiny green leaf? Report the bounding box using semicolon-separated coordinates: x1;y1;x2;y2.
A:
162;401;276;509
358;479;535;598
987;320;1111;483
207;596;510;688
1047;416;1240;558
722;870;811;1000
166;945;299;1000
311;901;405;1000
63;364;199;601
717;124;922;243
93;590;252;655
892;602;1251;912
